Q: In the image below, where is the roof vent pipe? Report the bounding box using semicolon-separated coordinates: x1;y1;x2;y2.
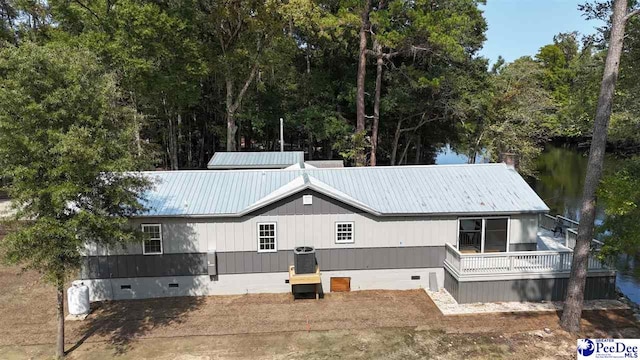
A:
280;118;284;152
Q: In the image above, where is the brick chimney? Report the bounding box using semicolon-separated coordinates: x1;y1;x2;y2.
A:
500;153;518;169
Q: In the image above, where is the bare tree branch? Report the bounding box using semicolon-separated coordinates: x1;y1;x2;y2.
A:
73;0;101;22
624;8;640;22
230;60;259;112
398;113;443;133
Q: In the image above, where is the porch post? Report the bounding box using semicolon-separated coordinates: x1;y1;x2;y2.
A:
480;219;486;253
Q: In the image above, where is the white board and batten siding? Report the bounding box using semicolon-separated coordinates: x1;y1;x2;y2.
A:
85;192;540;256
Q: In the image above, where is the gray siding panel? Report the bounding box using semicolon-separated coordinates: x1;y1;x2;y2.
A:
83;246;446;279
81;253;208;279
250;190;361;217
444;271;459;300
215;246;445;274
444;272;617;303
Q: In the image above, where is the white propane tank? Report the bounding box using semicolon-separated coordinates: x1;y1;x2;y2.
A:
67;282;90;315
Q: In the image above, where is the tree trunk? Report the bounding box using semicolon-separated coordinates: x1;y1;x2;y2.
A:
177;113;183;162
399;137;412;165
226;79;238;151
187;114;194;167
355;0;371;166
131;94;142;157
370;40;383;166
324;140;332;159
225;63;259;152
560;0;631;333
168;115;179;170
245;117;253;150
226;111;237;152
134;113;142;157
467;149;477;164
56;279;65;358
162;94;179;170
414;135;422;164
390;120;402;165
308;132;314;160
198;134;206;168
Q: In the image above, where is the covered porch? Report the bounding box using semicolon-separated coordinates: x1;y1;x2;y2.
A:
443;214;616;303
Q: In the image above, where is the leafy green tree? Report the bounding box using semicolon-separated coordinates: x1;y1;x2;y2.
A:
561;0;640;333
450;58;492;164
369;0;488;165
0;0;51;44
198;0;293;151
0;0;18;43
560;41;603;137
485;57;556;175
533;32;605;139
276;0;360;158
598;156;640;258
609;14;640;146
0;42;150;358
49;0;206;169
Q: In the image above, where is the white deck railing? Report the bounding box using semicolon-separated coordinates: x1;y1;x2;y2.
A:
444;243;608;277
565;228;605;250
540;214;604;250
540;214;557;231
540;214;579;230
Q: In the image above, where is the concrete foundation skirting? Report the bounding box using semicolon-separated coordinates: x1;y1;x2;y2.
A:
444;270;617;304
78;267;445;301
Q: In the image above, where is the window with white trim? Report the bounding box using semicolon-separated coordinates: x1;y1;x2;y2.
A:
142;224;163;255
335;221;354;243
257;222;277;252
457;217;509;253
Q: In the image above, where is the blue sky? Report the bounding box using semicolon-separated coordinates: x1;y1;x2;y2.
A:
479;0;605;63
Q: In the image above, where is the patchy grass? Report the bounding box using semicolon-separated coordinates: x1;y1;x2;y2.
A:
1;328;584;359
0;263;638;359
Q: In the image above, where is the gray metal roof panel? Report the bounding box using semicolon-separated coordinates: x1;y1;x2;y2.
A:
138;163;549;217
207;151;304;169
304;160;344;168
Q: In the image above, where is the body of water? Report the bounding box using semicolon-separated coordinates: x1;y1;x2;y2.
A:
435;144;639;304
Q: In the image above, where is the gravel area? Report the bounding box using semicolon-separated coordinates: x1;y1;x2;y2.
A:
426;288;630;315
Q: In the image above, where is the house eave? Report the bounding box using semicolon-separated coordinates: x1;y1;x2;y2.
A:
206;164;294;169
129;209;549;219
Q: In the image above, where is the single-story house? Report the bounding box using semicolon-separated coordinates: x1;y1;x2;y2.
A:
79;162;616;303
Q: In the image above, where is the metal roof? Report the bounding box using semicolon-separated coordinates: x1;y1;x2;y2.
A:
138;163;549;217
305;160;344;168
207;151;304;169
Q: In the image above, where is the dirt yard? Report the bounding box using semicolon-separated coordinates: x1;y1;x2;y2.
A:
0;264;638;359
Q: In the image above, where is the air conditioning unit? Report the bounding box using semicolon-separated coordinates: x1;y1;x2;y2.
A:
293;246;316;274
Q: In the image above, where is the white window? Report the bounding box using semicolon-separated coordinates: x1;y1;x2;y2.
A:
457;217;509;253
257;222;277;252
142;224;163;255
335;221;354;243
